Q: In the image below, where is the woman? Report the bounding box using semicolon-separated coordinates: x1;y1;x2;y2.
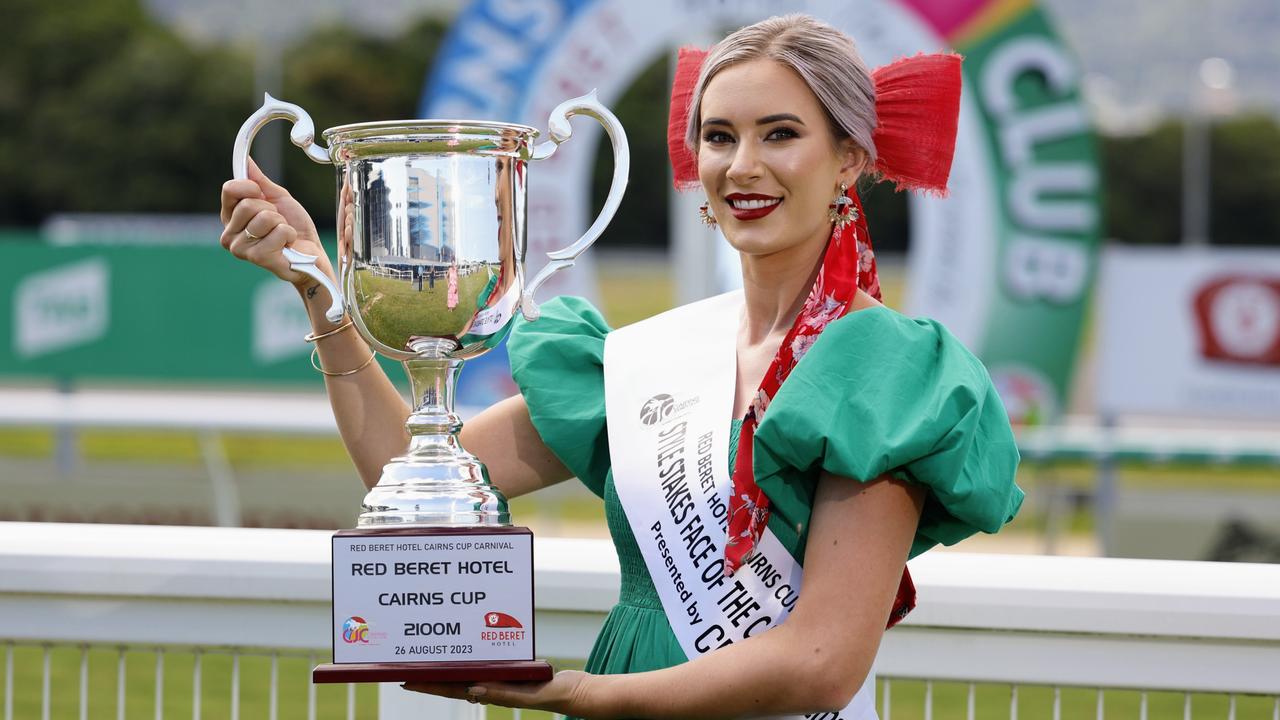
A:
220;14;1022;719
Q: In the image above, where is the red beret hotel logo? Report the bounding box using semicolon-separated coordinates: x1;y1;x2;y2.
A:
1193;275;1280;367
484;611;523;629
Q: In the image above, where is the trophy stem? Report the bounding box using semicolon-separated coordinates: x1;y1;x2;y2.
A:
356;355;510;527
403;356;466;453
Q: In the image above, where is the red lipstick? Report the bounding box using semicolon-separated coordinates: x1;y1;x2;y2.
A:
724;193;782;221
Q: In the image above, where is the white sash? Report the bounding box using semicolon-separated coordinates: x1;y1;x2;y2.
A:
604;291;876;720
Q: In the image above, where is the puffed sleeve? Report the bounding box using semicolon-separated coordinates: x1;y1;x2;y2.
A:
753;307;1023;558
507;296;612;498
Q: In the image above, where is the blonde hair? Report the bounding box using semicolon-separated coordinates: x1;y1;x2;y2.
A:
684;14;878;162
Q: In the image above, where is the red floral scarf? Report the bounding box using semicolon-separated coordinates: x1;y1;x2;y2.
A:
668;49;962;628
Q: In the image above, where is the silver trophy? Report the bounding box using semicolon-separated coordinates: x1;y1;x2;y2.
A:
232;93;627;528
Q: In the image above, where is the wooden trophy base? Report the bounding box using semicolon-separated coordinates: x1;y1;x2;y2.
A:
312;659;554;684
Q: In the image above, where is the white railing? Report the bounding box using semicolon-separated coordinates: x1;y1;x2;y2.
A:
1;522;1278;719
6;386;1279;464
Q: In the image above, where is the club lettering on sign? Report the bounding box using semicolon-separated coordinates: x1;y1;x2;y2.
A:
980;35;1096;307
1004;235;1089;303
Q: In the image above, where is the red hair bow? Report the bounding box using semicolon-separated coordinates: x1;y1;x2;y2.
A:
667;49;962;195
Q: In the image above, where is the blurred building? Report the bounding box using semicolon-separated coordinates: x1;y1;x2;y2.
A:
406;169;453;262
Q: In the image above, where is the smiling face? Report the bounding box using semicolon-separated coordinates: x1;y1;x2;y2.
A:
697;58;864;259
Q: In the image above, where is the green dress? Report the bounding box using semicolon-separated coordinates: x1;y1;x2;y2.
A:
507;297;1024;688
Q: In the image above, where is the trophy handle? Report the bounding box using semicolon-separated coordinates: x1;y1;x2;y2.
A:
522;89;630;321
232;93;345;323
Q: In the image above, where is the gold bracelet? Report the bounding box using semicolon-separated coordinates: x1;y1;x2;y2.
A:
310;345;377;377
304;318;354;343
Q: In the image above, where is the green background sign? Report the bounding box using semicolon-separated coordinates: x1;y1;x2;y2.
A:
956;5;1101;425
0;242;403;386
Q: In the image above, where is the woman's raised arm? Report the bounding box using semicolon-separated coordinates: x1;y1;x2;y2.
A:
460;394;574;500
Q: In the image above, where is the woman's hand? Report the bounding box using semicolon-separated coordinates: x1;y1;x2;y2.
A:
218;159;331;286
404;670;602;717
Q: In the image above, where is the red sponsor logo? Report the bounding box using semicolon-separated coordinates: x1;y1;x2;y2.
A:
1193;275;1280;367
480;611;526;642
483;611;522;629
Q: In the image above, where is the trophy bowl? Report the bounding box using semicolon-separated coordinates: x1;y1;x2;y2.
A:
231;91;628;683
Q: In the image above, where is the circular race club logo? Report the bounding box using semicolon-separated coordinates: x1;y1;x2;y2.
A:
640;394;675;426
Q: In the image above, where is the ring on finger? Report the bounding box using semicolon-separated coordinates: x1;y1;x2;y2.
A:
244;227;264;241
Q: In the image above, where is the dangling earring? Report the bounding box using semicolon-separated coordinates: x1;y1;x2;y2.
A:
828;182;857;230
698;200;717;228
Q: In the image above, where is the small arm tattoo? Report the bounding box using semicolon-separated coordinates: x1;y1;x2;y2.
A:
306;284;320;299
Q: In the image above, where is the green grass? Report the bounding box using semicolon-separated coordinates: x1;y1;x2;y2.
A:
354;266;496;350
1;646;593;720
1015;459;1280;493
2;425;1273;493
875;679;1278;719
4;646;377;719
0;424;1268;549
510;491;606;527
0;428;52;458
597;264;674;328
0;428;355;467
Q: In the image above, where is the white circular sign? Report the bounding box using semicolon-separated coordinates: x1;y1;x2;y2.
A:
1210;281;1280;359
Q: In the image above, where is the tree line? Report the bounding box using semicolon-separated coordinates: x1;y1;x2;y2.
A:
3;0;1277;249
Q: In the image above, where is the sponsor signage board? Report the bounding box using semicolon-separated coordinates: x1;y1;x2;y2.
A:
0;243;403;386
330;530;535;664
920;2;1101;427
1097;246;1280;420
